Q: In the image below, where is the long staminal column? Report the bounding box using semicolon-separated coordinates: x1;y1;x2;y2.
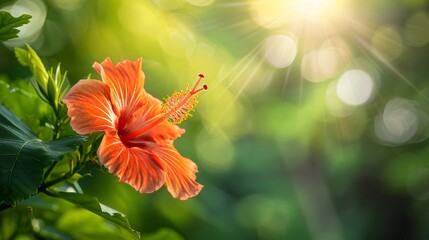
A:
163;74;207;125
120;74;207;143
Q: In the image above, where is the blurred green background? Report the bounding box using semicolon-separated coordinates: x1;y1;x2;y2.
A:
2;0;429;239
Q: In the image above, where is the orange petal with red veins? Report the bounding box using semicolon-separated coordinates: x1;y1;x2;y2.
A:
63;80;116;135
144;122;185;143
97;134;167;194
93;58;146;119
127;97;185;143
155;144;203;200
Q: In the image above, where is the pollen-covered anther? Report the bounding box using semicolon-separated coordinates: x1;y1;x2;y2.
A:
162;74;208;125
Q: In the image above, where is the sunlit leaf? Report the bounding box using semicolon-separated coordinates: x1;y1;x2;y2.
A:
54;192;140;239
0;104;85;206
0;77;46;117
56;208;137;239
0;11;31;42
4;193;133;239
14;45;50;103
143;228;184;240
0;77;53;140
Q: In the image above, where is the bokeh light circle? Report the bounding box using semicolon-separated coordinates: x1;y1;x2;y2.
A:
263;34;297;68
187;0;215;7
405;11;429;47
196;130;234;173
2;0;47;47
301;50;325;82
407;168;429;200
336;69;374;106
325;81;355;117
374;98;419;145
371;26;403;61
151;0;186;10
158;27;196;58
317;47;339;76
301;45;347;82
50;0;84;11
248;0;289;29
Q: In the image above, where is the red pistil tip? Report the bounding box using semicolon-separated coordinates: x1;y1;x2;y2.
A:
190;74;208;94
161;74;207;125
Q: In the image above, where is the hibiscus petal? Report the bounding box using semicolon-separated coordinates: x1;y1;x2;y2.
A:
63;80;116;135
145;122;185;143
120;92;185;143
155;144;203;200
141;93;186;141
97;134;167;194
93;58;146;119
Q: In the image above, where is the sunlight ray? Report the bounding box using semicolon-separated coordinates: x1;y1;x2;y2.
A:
207;54;266;133
351;33;427;100
215;41;264;99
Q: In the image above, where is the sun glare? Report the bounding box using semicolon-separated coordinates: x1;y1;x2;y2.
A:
298;0;343;19
249;0;346;29
212;0;427;147
263;34;297;68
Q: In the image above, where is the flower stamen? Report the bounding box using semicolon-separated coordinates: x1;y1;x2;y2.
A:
162;74;208;125
120;74;207;143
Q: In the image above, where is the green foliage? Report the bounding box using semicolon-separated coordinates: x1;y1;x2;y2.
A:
1;44;146;239
0;104;85;206
0;77;52;140
52;191;140;239
0;11;31;42
142;228;184;240
57;208;135;239
1;193;142;239
15;45;70;139
4;0;429;239
14;45;51;104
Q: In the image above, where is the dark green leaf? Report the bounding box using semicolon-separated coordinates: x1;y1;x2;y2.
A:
4;194;129;239
0;104;85;205
0;77;52;140
0;11;31;42
54;192;140;239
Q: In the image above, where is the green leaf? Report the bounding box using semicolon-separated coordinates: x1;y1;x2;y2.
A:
14;45;49;102
14;47;28;66
0;104;85;205
143;229;184;240
14;46;72;139
0;77;47;117
0;77;53;140
57;208;136;240
54;192;140;239
0;11;31;42
8;193;136;239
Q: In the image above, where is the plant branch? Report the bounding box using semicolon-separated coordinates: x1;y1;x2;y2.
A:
39;163;83;191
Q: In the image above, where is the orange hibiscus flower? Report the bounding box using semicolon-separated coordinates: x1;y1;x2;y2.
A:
63;58;205;200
